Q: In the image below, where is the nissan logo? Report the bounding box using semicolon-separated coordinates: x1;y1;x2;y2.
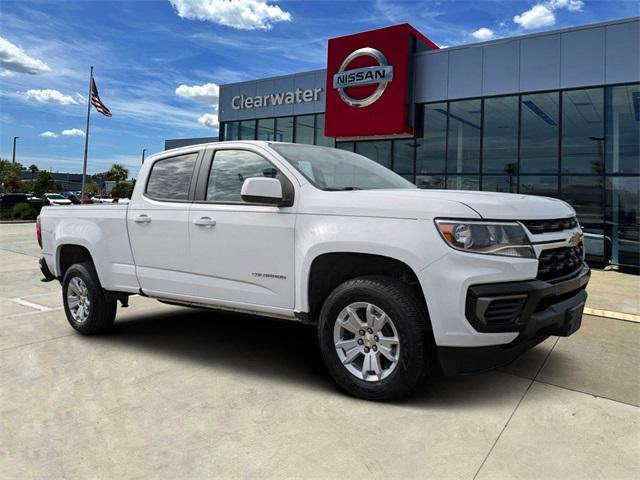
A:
332;47;394;108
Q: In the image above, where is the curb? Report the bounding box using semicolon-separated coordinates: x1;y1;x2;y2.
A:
0;220;36;224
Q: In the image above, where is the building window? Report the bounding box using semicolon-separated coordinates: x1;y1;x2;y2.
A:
446;99;481;174
315;114;334;147
416;102;447;174
226;121;239;140
257;118;276;140
519;175;558;196
239;120;256;140
274;116;294;142
606;176;639;267
393;139;415;174
447;175;480;191
606;84;640;174
336;141;354;152
416;175;445;189
483;96;519;175
295;115;315;145
520;92;559;174
483;175;517;193
562;88;604;174
355;141;392;168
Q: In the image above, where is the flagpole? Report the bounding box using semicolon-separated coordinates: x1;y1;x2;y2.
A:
80;66;93;202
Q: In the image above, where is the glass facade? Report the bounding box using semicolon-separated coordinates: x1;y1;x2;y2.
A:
220;83;639;267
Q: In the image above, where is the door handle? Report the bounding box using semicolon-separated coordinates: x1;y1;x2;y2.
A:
193;217;216;227
134;214;151;224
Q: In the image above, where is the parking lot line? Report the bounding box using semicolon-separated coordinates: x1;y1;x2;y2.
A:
584;307;640;323
9;297;58;312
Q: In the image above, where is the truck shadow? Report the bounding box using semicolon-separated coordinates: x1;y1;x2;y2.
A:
103;307;537;408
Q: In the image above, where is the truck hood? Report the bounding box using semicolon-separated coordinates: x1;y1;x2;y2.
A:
299;187;575;220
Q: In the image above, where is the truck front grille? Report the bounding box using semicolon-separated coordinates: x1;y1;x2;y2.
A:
521;217;578;234
537;244;584;281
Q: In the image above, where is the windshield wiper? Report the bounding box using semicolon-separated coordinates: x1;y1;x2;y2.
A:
323;186;362;191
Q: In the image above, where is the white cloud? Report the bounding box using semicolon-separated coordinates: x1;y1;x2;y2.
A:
25;89;78;105
61;128;85;137
40;131;59;138
471;28;495;41
0;36;51;75
169;0;292;30
197;113;219;128
175;82;220;106
514;0;584;29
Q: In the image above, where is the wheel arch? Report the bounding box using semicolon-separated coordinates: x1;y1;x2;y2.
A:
304;252;430;325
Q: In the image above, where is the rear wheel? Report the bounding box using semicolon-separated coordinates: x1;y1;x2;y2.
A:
318;275;429;401
62;262;117;335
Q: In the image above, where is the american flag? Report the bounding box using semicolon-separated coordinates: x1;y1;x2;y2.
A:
91;78;112;117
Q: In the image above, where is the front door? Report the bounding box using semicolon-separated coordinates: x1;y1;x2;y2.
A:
188;147;296;310
127;149;201;297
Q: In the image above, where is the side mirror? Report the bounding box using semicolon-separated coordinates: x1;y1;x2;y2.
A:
241;177;284;205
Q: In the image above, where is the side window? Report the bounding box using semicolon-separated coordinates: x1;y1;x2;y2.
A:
146;152;198;201
206;149;279;203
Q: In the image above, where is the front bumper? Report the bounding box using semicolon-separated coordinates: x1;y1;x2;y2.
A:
438;263;590;375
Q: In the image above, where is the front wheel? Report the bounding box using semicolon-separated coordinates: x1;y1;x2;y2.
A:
62;262;117;335
318;275;429;401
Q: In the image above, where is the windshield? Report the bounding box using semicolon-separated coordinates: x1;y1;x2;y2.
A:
270;143;416;191
47;194;65;199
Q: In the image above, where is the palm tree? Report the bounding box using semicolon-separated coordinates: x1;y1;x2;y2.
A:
105;163;129;187
28;164;39;181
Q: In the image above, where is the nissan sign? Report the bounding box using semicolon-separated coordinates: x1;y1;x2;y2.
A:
332;47;393;108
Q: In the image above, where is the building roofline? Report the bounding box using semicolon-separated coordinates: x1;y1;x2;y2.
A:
218;16;639;88
415;16;640;56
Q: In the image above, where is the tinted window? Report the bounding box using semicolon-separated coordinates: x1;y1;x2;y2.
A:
295;115;315;144
520;92;559;173
355;141;392;168
606;84;640;174
257;118;276;140
416;175;444;189
560;176;604;228
447;99;481;174
315;114;334;147
393;140;415;174
275;117;294;142
207;150;279;203
146;153;198;200
239;120;255;140
562;88;604;174
483;96;519;174
483;176;517;193
447;175;480;191
416;102;447;174
519;175;559;197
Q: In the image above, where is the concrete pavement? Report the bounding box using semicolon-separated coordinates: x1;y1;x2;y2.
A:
1;223;638;479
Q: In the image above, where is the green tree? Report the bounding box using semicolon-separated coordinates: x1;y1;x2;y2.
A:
85;181;100;196
33;171;61;197
110;180;134;199
28;164;39;181
105;163;129;187
0;159;23;192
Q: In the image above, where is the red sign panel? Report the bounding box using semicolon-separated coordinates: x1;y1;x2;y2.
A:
324;24;437;139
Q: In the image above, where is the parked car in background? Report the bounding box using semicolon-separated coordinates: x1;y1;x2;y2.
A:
63;193;81;205
91;195;113;204
0;193;29;211
26;194;44;209
44;193;72;206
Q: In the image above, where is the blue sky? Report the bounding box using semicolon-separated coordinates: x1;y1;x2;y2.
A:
1;0;637;178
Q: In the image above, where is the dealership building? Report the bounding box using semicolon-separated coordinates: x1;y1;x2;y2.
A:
184;17;640;268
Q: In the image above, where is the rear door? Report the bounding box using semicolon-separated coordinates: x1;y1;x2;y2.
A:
187;145;297;310
127;148;202;297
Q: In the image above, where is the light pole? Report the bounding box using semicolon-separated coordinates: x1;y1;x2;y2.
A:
141;148;147;164
12;136;19;163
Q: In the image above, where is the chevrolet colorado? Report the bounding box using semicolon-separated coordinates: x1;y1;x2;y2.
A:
38;141;590;400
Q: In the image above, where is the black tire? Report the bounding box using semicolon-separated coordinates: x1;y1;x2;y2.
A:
318;275;429;401
62;262;117;335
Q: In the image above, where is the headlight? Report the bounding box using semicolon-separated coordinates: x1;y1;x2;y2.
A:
435;220;535;258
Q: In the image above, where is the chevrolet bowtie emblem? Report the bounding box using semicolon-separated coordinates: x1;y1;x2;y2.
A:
568;233;583;247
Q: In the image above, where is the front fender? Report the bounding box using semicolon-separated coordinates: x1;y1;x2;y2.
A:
294;215;449;313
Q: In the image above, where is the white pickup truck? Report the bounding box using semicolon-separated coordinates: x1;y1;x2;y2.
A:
38;141;590;400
